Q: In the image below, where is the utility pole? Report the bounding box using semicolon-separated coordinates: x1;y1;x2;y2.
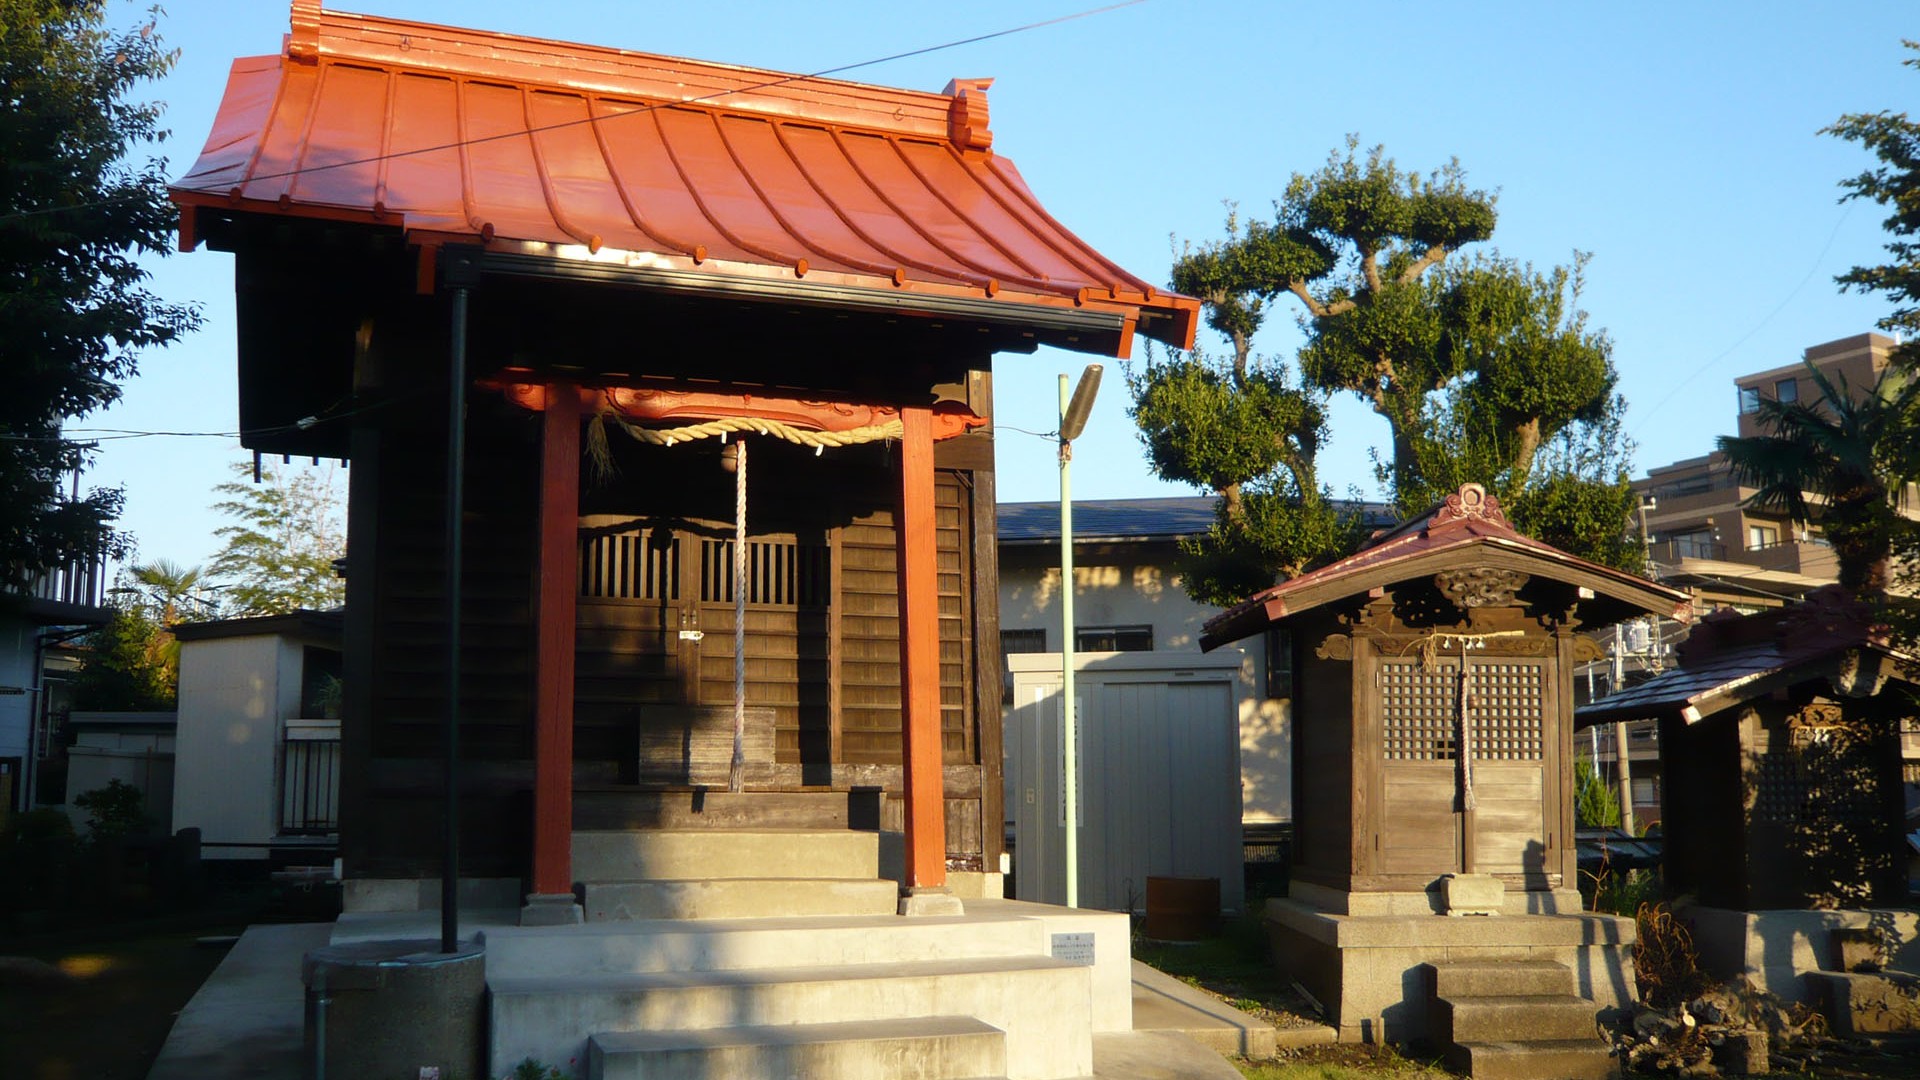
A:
1057;365;1101;908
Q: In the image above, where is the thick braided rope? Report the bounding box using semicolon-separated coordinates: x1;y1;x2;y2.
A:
609;412;904;450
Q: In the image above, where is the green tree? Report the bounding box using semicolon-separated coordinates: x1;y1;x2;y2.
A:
1128;211;1365;605
208;460;345;615
1574;757;1621;829
69;596;174;710
1717;364;1918;599
1130;142;1639;606
1825;40;1920;358
0;1;200;585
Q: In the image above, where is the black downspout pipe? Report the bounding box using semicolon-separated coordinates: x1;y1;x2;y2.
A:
442;284;469;954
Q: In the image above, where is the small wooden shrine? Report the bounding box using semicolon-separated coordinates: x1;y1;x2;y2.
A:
170;1;1197;918
1202;484;1692;1045
1578;588;1914;912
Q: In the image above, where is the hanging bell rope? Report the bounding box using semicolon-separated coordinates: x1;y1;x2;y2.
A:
728;438;749;794
1398;628;1523;815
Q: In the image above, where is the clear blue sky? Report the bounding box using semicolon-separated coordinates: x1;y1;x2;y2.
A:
93;0;1916;569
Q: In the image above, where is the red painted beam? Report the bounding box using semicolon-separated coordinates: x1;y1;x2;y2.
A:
896;406;947;890
532;383;581;897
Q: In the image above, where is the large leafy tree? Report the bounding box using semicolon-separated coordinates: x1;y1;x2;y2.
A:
208;461;346;615
1826;40;1920;359
1128;211;1364;605
0;1;201;584
1718;365;1918;600
1130;141;1639;605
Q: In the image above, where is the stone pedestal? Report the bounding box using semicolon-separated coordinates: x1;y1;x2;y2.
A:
303;939;485;1080
1263;895;1636;1043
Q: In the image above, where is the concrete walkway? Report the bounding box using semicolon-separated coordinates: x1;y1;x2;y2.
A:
147;920;1269;1080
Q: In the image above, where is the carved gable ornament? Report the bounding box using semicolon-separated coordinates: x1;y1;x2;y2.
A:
1430;482;1509;529
1433;567;1530;610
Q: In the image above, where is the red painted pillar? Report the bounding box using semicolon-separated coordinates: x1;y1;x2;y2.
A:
532;384;580;899
897;406;948;892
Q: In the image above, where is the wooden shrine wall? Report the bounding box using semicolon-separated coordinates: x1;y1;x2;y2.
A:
1290;612;1354;893
342;395;1002;879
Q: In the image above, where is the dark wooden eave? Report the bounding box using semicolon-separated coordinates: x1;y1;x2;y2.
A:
1200;486;1693;651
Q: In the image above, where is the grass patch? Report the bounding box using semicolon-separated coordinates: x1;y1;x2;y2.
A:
1232;1044;1453;1079
0;926;235;1079
1133;906;1324;1029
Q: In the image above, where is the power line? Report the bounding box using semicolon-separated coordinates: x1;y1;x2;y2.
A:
0;0;1149;227
1630;204;1855;437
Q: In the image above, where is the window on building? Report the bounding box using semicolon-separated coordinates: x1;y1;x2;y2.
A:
1075;625;1153;652
1632;777;1656;806
999;628;1047;705
1265;627;1294;699
1668;528;1720;560
1775;378;1798;405
1747;524;1778;550
1738;386;1761;414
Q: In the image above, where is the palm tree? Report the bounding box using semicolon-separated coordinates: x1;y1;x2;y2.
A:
1716;362;1919;599
129;558;210;626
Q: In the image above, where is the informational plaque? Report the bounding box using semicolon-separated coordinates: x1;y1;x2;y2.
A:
1050;932;1095;966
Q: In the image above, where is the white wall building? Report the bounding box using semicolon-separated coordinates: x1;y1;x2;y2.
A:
171;611;341;861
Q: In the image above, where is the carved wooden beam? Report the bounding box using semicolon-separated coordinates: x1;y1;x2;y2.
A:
479;374;987;442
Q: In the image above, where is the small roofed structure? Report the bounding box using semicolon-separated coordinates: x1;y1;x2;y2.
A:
1203;483;1692;1053
171;5;1196;1076
1577;589;1913;913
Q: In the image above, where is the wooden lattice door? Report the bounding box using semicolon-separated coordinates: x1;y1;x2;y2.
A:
1374;654;1556;883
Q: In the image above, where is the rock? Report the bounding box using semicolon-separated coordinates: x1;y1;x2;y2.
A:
1711;1029;1768;1076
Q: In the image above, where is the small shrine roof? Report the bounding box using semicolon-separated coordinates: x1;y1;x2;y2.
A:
171;1;1197;356
1200;484;1694;651
1575;588;1914;727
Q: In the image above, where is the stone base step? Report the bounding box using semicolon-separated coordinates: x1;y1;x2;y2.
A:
573;828;879;882
582;877;899;921
1445;1039;1617;1080
1437;994;1604;1044
573;789;882;831
489;956;1093;1080
1427;959;1575;999
481;913;1046;977
587;1015;1006;1080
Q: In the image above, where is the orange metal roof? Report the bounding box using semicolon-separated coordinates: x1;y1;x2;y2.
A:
172;1;1197;354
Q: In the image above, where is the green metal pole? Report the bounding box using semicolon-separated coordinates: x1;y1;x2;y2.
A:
1059;374;1078;909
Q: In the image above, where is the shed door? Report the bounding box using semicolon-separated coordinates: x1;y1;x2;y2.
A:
1011;668;1243;913
1376;657;1554;883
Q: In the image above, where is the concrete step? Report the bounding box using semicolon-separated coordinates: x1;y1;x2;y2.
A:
583;877;899;920
587;1015;1007;1080
490;956;1093;1080
481;913;1047;977
573;828;880;882
1427;959;1575;999
1436;994;1602;1044
573;789;882;831
1445;1039;1617;1080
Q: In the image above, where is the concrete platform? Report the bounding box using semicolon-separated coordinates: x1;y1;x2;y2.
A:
1266;897;1637;1043
146;922;332;1080
147;914;1274;1080
1131;958;1288;1058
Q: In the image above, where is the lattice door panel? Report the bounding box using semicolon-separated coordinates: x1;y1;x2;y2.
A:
1467;662;1545;761
1379;660;1458;760
579;527;680;601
